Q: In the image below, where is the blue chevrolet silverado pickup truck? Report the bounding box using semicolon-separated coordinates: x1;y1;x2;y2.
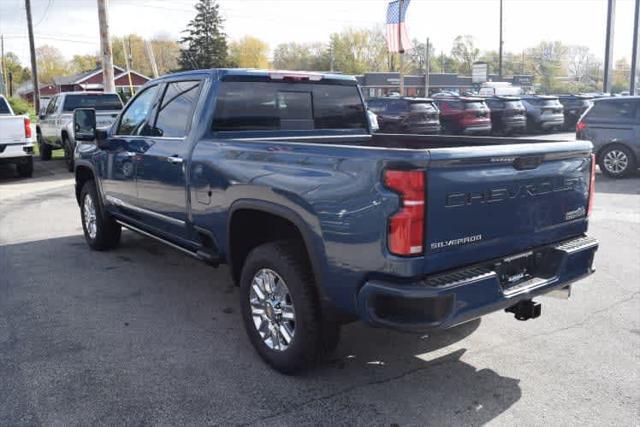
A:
72;69;598;373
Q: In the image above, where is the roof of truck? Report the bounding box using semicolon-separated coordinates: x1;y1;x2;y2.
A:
149;68;356;83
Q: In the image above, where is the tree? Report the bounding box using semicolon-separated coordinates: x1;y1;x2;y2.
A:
229;36;269;68
70;54;100;73
612;57;631;93
272;42;329;71
525;41;568;93
35;45;69;84
405;39;437;74
451;35;479;74
150;35;181;75
330;26;389;75
1;52;31;89
178;0;229;70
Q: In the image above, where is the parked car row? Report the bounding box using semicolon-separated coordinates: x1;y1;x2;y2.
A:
367;93;579;136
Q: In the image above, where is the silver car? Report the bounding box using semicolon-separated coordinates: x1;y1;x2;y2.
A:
521;95;564;132
37;92;123;171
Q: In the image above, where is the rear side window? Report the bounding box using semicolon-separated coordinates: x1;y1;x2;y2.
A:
63;94;123;111
153;81;202;138
212;81;367;131
0;97;11;114
589;100;637;120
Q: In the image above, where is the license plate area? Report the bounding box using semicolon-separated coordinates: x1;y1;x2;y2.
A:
494;247;561;293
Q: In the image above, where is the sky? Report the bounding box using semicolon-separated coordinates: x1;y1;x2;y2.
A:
0;0;638;68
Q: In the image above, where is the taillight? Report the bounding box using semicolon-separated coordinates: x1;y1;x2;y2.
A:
384;170;425;256
576;120;587;132
587;153;596;216
24;117;32;139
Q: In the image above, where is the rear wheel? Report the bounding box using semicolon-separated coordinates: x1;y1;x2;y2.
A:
598;144;636;178
80;180;121;250
63;137;74;172
240;240;340;374
16;157;33;178
38;133;51;161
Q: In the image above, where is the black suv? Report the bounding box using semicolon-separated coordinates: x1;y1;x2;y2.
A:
483;96;527;135
558;95;593;131
366;97;440;134
577;96;640;178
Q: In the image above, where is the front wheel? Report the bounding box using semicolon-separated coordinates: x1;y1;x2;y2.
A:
80;180;121;250
240;240;340;374
598;145;636;178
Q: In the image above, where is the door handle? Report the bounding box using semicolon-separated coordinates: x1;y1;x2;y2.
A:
167;156;183;164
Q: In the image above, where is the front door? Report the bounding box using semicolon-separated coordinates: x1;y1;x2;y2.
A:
135;80;203;239
100;85;160;213
40;95;59;143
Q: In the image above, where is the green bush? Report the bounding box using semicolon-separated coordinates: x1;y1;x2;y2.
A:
7;97;36;121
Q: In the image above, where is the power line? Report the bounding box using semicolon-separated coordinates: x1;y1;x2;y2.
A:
34;0;53;27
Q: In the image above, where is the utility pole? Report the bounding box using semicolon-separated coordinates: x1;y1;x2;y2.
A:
97;0;115;93
121;39;135;96
145;39;159;78
441;51;445;73
25;0;40;112
521;50;525;75
498;0;503;79
631;0;639;95
398;0;404;96
603;0;616;93
329;41;334;72
424;38;430;97
1;34;6;96
8;72;13;97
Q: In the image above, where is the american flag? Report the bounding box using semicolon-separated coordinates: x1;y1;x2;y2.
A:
386;0;412;53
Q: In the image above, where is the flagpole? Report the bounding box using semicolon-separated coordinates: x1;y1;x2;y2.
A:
398;0;404;96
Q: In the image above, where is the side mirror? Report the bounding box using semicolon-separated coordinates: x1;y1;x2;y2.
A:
73;108;96;142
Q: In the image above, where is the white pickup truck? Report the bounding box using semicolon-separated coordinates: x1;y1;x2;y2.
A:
0;95;34;177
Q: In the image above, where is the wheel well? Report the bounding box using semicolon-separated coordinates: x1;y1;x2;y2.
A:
229;209;310;285
36;126;41;135
75;166;94;204
61;130;68;141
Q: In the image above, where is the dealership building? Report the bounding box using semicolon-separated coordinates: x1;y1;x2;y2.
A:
356;72;534;97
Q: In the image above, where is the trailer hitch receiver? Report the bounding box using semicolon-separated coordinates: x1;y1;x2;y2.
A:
505;299;541;321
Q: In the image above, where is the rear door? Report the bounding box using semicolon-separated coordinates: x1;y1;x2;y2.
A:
135;79;203;239
423;141;593;274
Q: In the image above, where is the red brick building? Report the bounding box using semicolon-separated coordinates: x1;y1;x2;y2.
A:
19;65;151;104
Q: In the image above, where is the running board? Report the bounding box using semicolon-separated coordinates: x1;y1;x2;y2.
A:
116;220;221;266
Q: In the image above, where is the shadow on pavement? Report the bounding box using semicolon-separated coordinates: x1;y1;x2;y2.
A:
0;233;521;425
594;170;640;195
0;158;70;184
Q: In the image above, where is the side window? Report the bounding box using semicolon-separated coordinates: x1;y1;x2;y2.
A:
590;100;636;120
153;81;202;138
116;85;159;136
367;100;385;114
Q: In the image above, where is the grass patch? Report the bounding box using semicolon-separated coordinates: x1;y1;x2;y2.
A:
32;142;66;160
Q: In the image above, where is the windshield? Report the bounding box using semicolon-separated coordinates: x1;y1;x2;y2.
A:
0;97;12;115
504;100;524;110
527;98;561;108
62;94;123;112
409;102;437;113
464;101;486;110
212;81;367;131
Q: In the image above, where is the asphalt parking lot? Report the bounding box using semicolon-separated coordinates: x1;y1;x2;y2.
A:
1;136;639;425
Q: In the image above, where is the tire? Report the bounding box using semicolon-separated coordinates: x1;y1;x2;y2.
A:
16;157;33;178
79;180;121;250
63;137;74;172
38;133;52;161
240;240;340;374
598;144;636;179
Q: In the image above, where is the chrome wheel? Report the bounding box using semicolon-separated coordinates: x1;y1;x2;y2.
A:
249;268;296;351
603;149;629;174
83;193;97;240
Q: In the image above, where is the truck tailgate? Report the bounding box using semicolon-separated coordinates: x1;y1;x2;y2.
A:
0;116;26;143
423;140;593;274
